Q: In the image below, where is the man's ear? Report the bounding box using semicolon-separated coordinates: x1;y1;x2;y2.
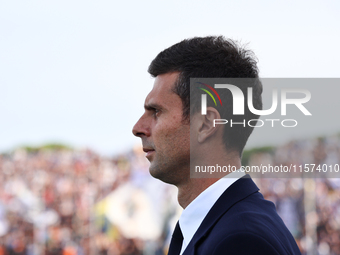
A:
198;107;221;143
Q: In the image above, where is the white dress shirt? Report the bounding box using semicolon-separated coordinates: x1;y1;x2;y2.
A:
179;170;245;255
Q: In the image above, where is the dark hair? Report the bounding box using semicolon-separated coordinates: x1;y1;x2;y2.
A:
148;36;262;155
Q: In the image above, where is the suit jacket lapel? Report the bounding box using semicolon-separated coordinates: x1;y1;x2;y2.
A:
182;175;259;255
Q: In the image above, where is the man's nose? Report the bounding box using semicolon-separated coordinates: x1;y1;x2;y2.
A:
132;115;151;137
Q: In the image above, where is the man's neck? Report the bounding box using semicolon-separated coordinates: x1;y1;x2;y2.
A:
176;157;241;209
177;178;219;209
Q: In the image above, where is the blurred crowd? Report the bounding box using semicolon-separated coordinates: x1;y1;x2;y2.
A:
0;135;339;255
0;146;174;255
251;135;340;255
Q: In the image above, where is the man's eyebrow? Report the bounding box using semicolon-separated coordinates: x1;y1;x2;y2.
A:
144;103;163;110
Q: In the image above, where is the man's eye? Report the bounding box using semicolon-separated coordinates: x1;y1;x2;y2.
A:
153;109;160;117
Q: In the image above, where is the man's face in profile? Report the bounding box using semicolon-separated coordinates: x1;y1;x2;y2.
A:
133;72;191;185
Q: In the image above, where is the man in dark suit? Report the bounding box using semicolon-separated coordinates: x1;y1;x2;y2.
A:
133;36;301;254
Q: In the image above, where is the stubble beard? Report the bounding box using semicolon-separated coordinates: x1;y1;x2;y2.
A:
148;151;190;186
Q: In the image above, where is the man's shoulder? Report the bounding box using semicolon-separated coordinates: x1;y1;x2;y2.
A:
206;232;282;255
211;191;288;238
196;191;301;255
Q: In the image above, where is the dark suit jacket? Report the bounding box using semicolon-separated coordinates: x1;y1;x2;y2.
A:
179;175;301;255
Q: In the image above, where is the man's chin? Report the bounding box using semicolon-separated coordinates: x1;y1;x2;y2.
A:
148;164;162;179
149;164;175;185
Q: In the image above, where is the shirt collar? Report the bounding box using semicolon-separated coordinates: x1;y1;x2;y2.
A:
179;170;245;250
